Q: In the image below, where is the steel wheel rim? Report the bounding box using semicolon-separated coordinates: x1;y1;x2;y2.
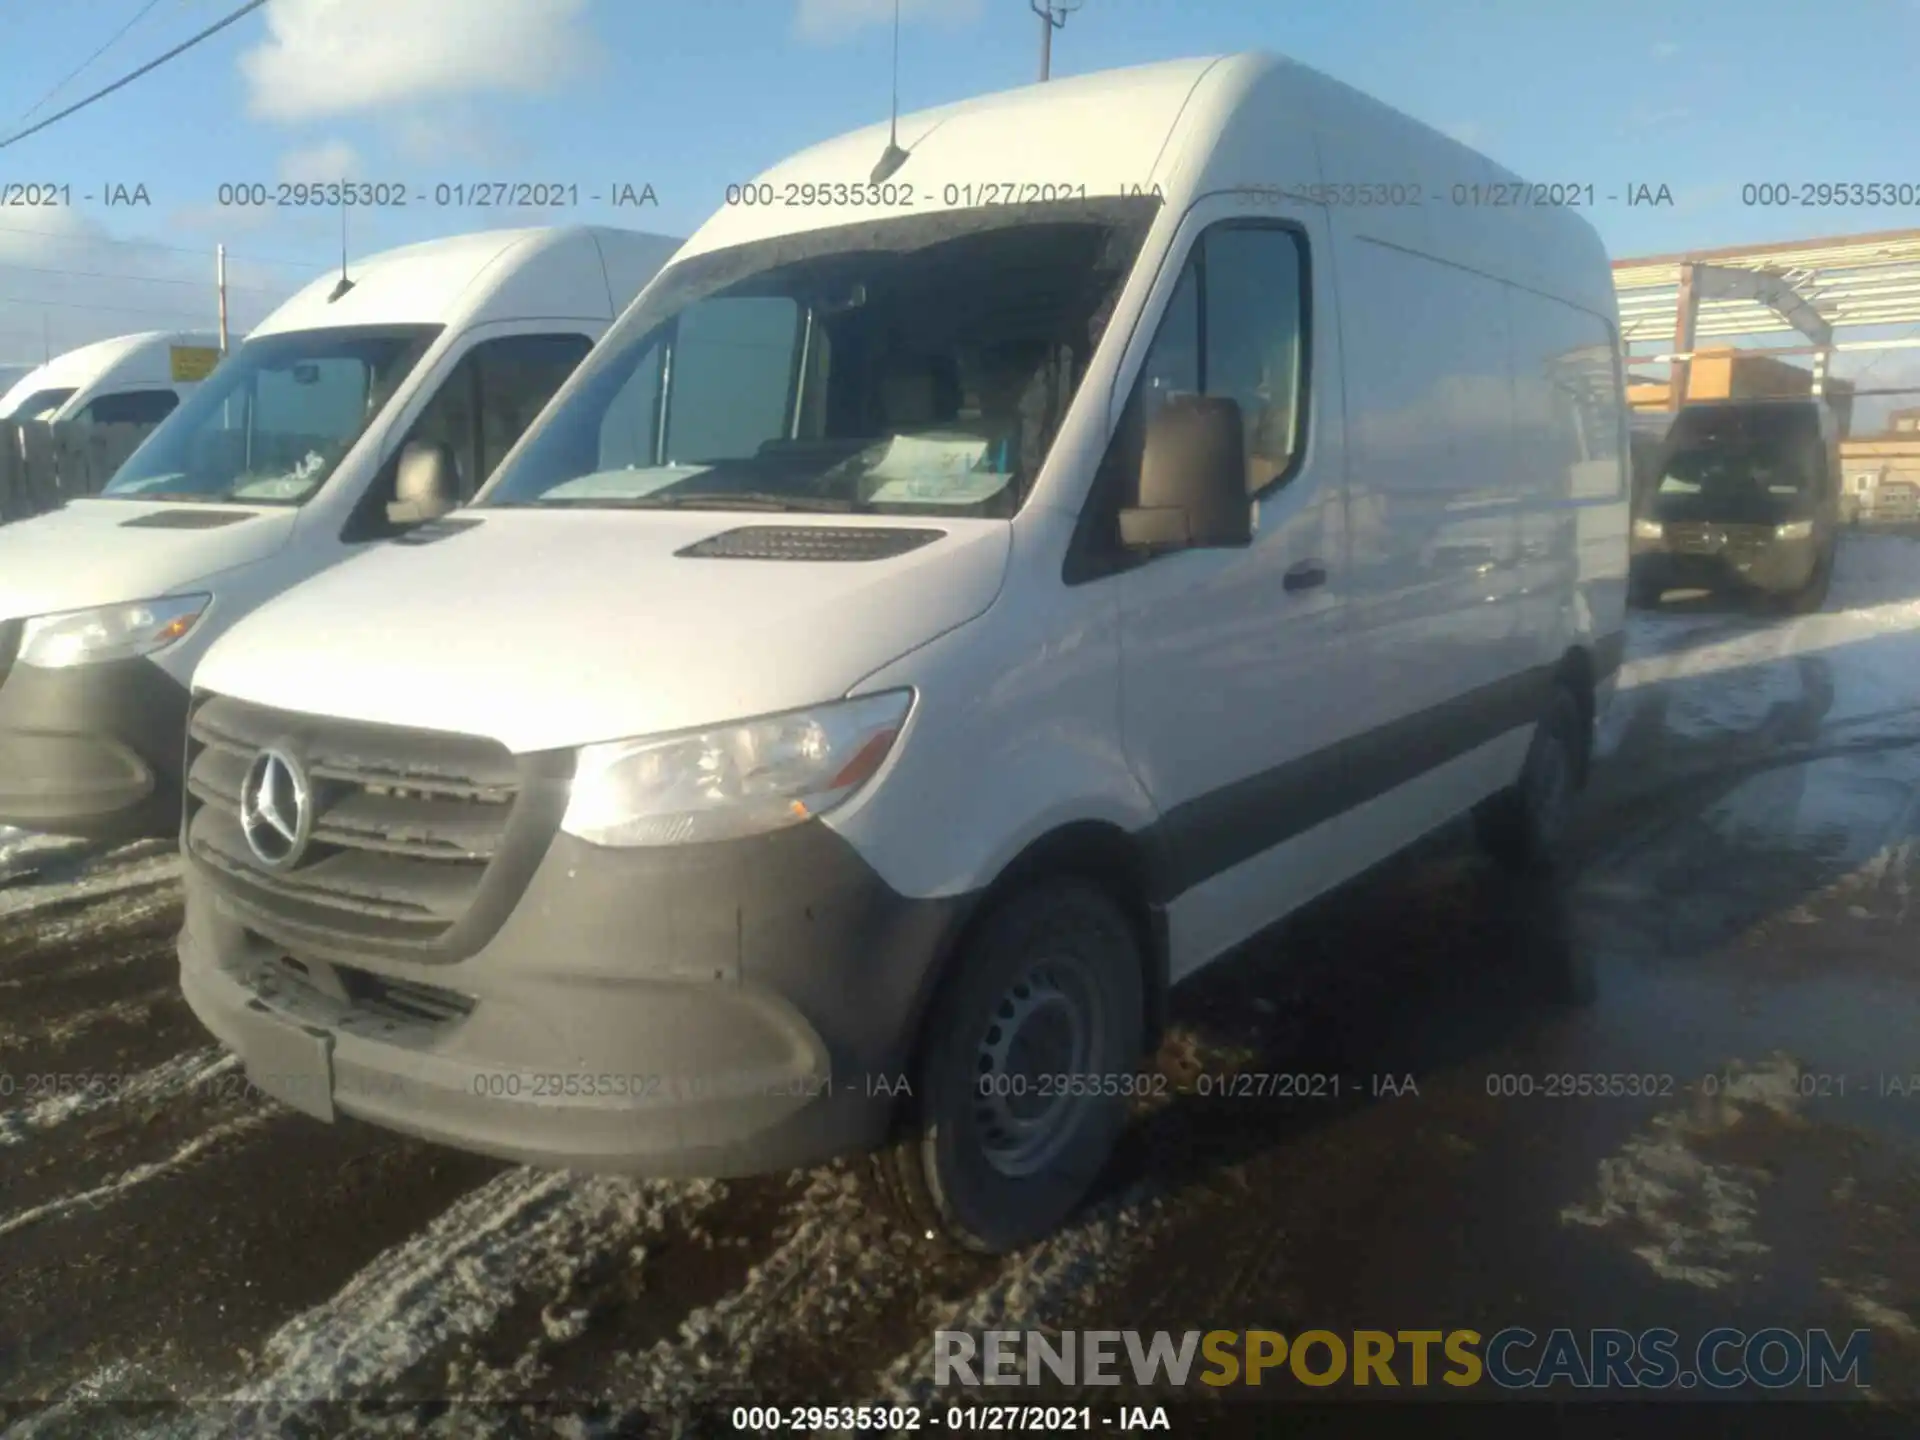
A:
971;956;1103;1178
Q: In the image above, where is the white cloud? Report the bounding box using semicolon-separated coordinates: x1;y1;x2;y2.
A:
241;0;593;122
795;0;984;43
278;139;364;183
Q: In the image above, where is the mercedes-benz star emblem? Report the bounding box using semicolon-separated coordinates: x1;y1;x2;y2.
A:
240;745;314;870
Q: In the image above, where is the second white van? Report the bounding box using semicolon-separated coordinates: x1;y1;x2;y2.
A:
179;55;1629;1252
0;226;680;840
0;330;222;427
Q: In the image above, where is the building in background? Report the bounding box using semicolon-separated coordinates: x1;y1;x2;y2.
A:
1627;347;1855;437
1840;405;1920;521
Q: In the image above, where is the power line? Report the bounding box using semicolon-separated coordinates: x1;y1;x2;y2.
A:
0;260;282;294
0;292;265;321
0;220;330;272
17;0;170;125
0;0;272;151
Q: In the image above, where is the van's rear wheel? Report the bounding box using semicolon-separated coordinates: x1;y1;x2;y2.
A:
871;880;1144;1254
1475;682;1585;875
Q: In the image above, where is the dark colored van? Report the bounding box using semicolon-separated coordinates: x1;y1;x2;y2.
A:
1629;398;1839;612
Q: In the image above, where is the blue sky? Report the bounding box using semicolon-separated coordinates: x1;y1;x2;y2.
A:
3;0;1920;375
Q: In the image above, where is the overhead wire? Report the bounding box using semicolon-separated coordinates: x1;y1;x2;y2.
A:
15;0;170;125
0;0;273;151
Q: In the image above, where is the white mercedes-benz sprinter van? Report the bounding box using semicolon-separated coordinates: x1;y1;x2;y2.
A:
0;226;680;841
180;55;1629;1252
0;330;222;426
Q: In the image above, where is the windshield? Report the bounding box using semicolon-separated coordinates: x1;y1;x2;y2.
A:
5;387;77;422
1651;402;1827;524
478;198;1159;516
1654;446;1816;522
100;325;441;505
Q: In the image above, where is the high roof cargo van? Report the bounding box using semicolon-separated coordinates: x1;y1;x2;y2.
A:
1630;397;1840;611
179;54;1630;1251
0;330;223;426
0;225;682;840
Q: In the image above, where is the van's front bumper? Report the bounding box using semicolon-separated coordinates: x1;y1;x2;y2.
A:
1630;533;1819;597
0;656;189;840
178;820;969;1177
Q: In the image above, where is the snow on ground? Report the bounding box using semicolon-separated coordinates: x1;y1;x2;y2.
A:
1598;534;1920;759
1560;1054;1804;1289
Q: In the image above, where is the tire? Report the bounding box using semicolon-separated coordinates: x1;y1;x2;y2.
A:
1628;573;1663;609
1787;550;1833;614
869;879;1146;1255
1475;682;1586;875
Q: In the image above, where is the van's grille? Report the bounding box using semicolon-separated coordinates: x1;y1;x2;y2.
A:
185;695;522;953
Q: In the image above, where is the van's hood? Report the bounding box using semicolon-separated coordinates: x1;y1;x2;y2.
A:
196;510;1012;753
0;499;298;621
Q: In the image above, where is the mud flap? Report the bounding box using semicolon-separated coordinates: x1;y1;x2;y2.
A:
241;998;337;1122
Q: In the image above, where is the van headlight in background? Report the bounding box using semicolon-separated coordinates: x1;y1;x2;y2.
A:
1775;519;1814;540
1631;517;1664;540
16;594;211;668
561;690;914;847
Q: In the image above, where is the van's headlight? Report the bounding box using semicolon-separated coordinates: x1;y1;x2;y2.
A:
1631;517;1664;540
1776;519;1814;540
16;594;210;669
561;690;914;847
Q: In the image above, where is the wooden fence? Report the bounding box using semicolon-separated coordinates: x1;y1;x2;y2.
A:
0;420;157;523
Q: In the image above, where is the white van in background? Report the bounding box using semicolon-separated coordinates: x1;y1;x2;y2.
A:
0;225;681;841
0;330;224;426
180;54;1629;1252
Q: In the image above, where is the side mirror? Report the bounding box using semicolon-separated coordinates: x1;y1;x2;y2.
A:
1118;394;1251;552
387;440;460;526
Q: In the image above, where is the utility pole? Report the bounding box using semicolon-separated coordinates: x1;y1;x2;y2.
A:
216;243;229;354
1031;0;1083;82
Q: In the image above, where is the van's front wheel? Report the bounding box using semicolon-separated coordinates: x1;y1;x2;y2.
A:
871;880;1145;1254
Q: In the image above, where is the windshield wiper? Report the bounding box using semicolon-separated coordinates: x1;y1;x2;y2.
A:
538;491;854;513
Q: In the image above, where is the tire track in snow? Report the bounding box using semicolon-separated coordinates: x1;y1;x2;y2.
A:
0;1047;235;1148
0;843;176;920
591;1168;923;1426
0;1113;272;1241
857;1182;1167;1409
137;1170;723;1438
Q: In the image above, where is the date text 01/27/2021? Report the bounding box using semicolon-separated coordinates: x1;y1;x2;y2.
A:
728;1404;1173;1432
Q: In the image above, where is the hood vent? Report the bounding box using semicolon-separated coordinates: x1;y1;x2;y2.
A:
676;526;946;562
118;509;254;530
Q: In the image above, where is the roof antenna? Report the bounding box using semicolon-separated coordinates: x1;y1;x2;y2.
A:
328;201;355;302
869;0;910;184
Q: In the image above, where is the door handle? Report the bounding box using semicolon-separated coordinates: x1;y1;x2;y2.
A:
1283;559;1328;592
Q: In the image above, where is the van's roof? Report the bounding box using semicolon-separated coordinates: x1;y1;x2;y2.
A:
679;52;1615;321
250;225;683;339
12;329;219;390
